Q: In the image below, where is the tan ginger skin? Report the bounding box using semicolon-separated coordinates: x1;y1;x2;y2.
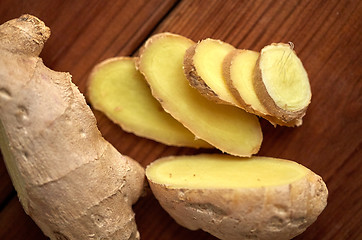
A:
146;154;328;240
0;15;145;240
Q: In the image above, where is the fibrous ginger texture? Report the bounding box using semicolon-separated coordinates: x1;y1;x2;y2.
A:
146;154;328;240
137;33;262;157
87;57;211;148
0;15;144;240
254;43;311;124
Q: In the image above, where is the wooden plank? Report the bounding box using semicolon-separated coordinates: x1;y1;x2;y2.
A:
0;0;361;239
0;163;13;207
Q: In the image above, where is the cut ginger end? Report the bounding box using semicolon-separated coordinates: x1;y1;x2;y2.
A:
87;57;211;148
254;43;312;123
146;154;328;240
137;33;262;157
146;154;309;189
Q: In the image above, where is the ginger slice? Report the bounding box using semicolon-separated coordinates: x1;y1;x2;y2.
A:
146;154;328;240
254;43;311;123
223;49;302;127
184;38;239;105
223;49;268;115
137;33;262;157
87;57;211;148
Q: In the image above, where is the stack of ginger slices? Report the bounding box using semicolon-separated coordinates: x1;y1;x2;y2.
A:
87;32;312;157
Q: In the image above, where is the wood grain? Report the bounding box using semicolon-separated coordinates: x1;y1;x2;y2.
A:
0;0;361;239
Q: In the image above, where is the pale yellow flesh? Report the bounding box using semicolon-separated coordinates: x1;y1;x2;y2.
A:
260;44;311;111
193;39;238;105
146;154;308;189
138;33;262;156
88;57;210;148
228;50;268;114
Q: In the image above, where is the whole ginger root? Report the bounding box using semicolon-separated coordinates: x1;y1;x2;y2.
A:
0;15;144;240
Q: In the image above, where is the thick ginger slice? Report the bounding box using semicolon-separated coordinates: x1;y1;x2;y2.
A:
184;38;239;105
254;43;311;124
87;57;211;148
146;154;328;240
0;15;144;240
137;33;262;157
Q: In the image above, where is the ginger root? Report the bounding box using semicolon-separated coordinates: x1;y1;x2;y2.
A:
0;15;144;240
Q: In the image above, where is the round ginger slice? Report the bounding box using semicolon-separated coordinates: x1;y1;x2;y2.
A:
137;33;262;157
254;43;311;123
87;57;211;148
146;154;328;240
184;38;239;106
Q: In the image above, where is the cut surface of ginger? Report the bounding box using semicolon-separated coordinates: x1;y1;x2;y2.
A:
88;57;211;148
137;33;262;157
146;154;309;189
258;43;311;112
184;38;238;105
224;49;268;115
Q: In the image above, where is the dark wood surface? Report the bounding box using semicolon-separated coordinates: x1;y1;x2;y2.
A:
0;0;361;239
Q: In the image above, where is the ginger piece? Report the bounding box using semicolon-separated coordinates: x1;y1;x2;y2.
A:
87;57;211;148
223;49;268;115
254;43;311;124
0;15;144;240
223;49;301;127
146;154;328;240
184;38;239;105
137;33;262;157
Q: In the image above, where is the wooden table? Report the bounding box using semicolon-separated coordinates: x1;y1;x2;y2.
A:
0;0;361;239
